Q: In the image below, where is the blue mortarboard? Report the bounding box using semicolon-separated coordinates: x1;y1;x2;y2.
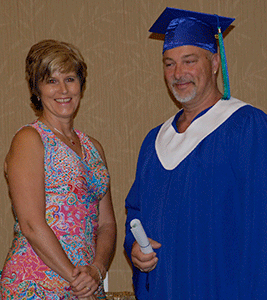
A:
149;8;235;99
149;7;234;54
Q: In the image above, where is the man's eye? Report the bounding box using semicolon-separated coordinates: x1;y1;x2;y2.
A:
185;60;196;64
165;62;174;67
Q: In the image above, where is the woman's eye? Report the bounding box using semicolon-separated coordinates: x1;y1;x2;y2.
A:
48;79;56;84
67;77;75;82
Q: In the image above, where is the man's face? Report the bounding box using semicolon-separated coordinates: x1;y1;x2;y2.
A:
163;45;217;104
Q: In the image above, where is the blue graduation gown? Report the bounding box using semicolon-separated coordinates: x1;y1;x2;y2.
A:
124;98;267;299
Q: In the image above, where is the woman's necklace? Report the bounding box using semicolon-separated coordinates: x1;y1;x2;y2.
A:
42;118;76;146
53;127;76;146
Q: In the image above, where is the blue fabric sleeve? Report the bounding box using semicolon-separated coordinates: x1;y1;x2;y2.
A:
228;106;267;298
124;127;161;260
124;179;141;260
124;127;161;300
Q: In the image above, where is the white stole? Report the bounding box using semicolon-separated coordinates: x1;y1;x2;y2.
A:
155;97;248;170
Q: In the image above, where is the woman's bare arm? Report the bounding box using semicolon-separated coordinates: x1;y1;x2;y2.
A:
6;127;76;283
91;138;117;274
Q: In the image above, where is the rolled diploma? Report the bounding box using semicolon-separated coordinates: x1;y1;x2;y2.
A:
130;219;153;254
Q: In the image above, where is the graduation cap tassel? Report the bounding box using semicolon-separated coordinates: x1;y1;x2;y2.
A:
216;16;231;100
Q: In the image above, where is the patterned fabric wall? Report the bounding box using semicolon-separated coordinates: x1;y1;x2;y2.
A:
0;0;266;292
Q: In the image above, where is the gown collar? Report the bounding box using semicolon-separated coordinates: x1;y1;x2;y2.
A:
155;97;248;170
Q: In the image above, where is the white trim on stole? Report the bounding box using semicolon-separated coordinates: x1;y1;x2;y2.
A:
155;97;248;170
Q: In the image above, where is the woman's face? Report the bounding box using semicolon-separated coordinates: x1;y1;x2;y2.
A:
38;70;81;120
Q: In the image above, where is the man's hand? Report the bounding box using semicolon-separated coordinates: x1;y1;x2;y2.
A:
131;238;161;272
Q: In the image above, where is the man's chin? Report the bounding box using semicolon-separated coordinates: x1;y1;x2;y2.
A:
172;91;196;103
171;82;196;100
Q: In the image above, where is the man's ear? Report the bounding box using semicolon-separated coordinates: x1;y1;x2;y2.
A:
212;53;220;74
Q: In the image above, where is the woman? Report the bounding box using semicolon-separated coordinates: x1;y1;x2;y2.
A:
0;40;116;299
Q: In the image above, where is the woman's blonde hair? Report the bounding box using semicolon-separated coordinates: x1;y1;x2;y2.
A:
25;39;87;111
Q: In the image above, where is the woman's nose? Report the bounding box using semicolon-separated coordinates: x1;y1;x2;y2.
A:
58;81;68;94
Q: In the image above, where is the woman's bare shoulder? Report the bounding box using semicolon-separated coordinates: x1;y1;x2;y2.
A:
86;134;107;164
87;135;103;151
6;126;44;164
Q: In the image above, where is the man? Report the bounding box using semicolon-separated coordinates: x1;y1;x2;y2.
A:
124;7;267;300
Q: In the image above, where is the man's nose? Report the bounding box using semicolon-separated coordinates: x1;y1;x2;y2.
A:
174;63;184;79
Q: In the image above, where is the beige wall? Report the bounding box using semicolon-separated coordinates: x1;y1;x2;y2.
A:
0;0;267;292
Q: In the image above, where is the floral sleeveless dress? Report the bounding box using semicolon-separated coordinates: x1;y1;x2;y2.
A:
0;120;109;299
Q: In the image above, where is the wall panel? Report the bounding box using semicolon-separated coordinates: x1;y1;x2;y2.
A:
0;0;266;292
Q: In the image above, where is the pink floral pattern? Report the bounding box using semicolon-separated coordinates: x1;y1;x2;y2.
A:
0;120;109;299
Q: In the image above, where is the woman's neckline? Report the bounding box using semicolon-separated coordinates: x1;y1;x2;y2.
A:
36;119;84;160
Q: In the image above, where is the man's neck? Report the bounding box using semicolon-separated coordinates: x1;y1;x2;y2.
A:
177;90;222;133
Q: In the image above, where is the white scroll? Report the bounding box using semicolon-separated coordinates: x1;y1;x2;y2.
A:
130;219;153;254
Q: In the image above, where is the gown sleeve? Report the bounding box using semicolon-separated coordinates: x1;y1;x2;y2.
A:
124;127;161;300
124;179;141;260
124;126;161;260
228;106;267;298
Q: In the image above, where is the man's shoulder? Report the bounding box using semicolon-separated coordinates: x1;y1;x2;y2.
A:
140;115;177;150
145;124;162;139
229;98;267;123
138;125;160;155
220;98;267;138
